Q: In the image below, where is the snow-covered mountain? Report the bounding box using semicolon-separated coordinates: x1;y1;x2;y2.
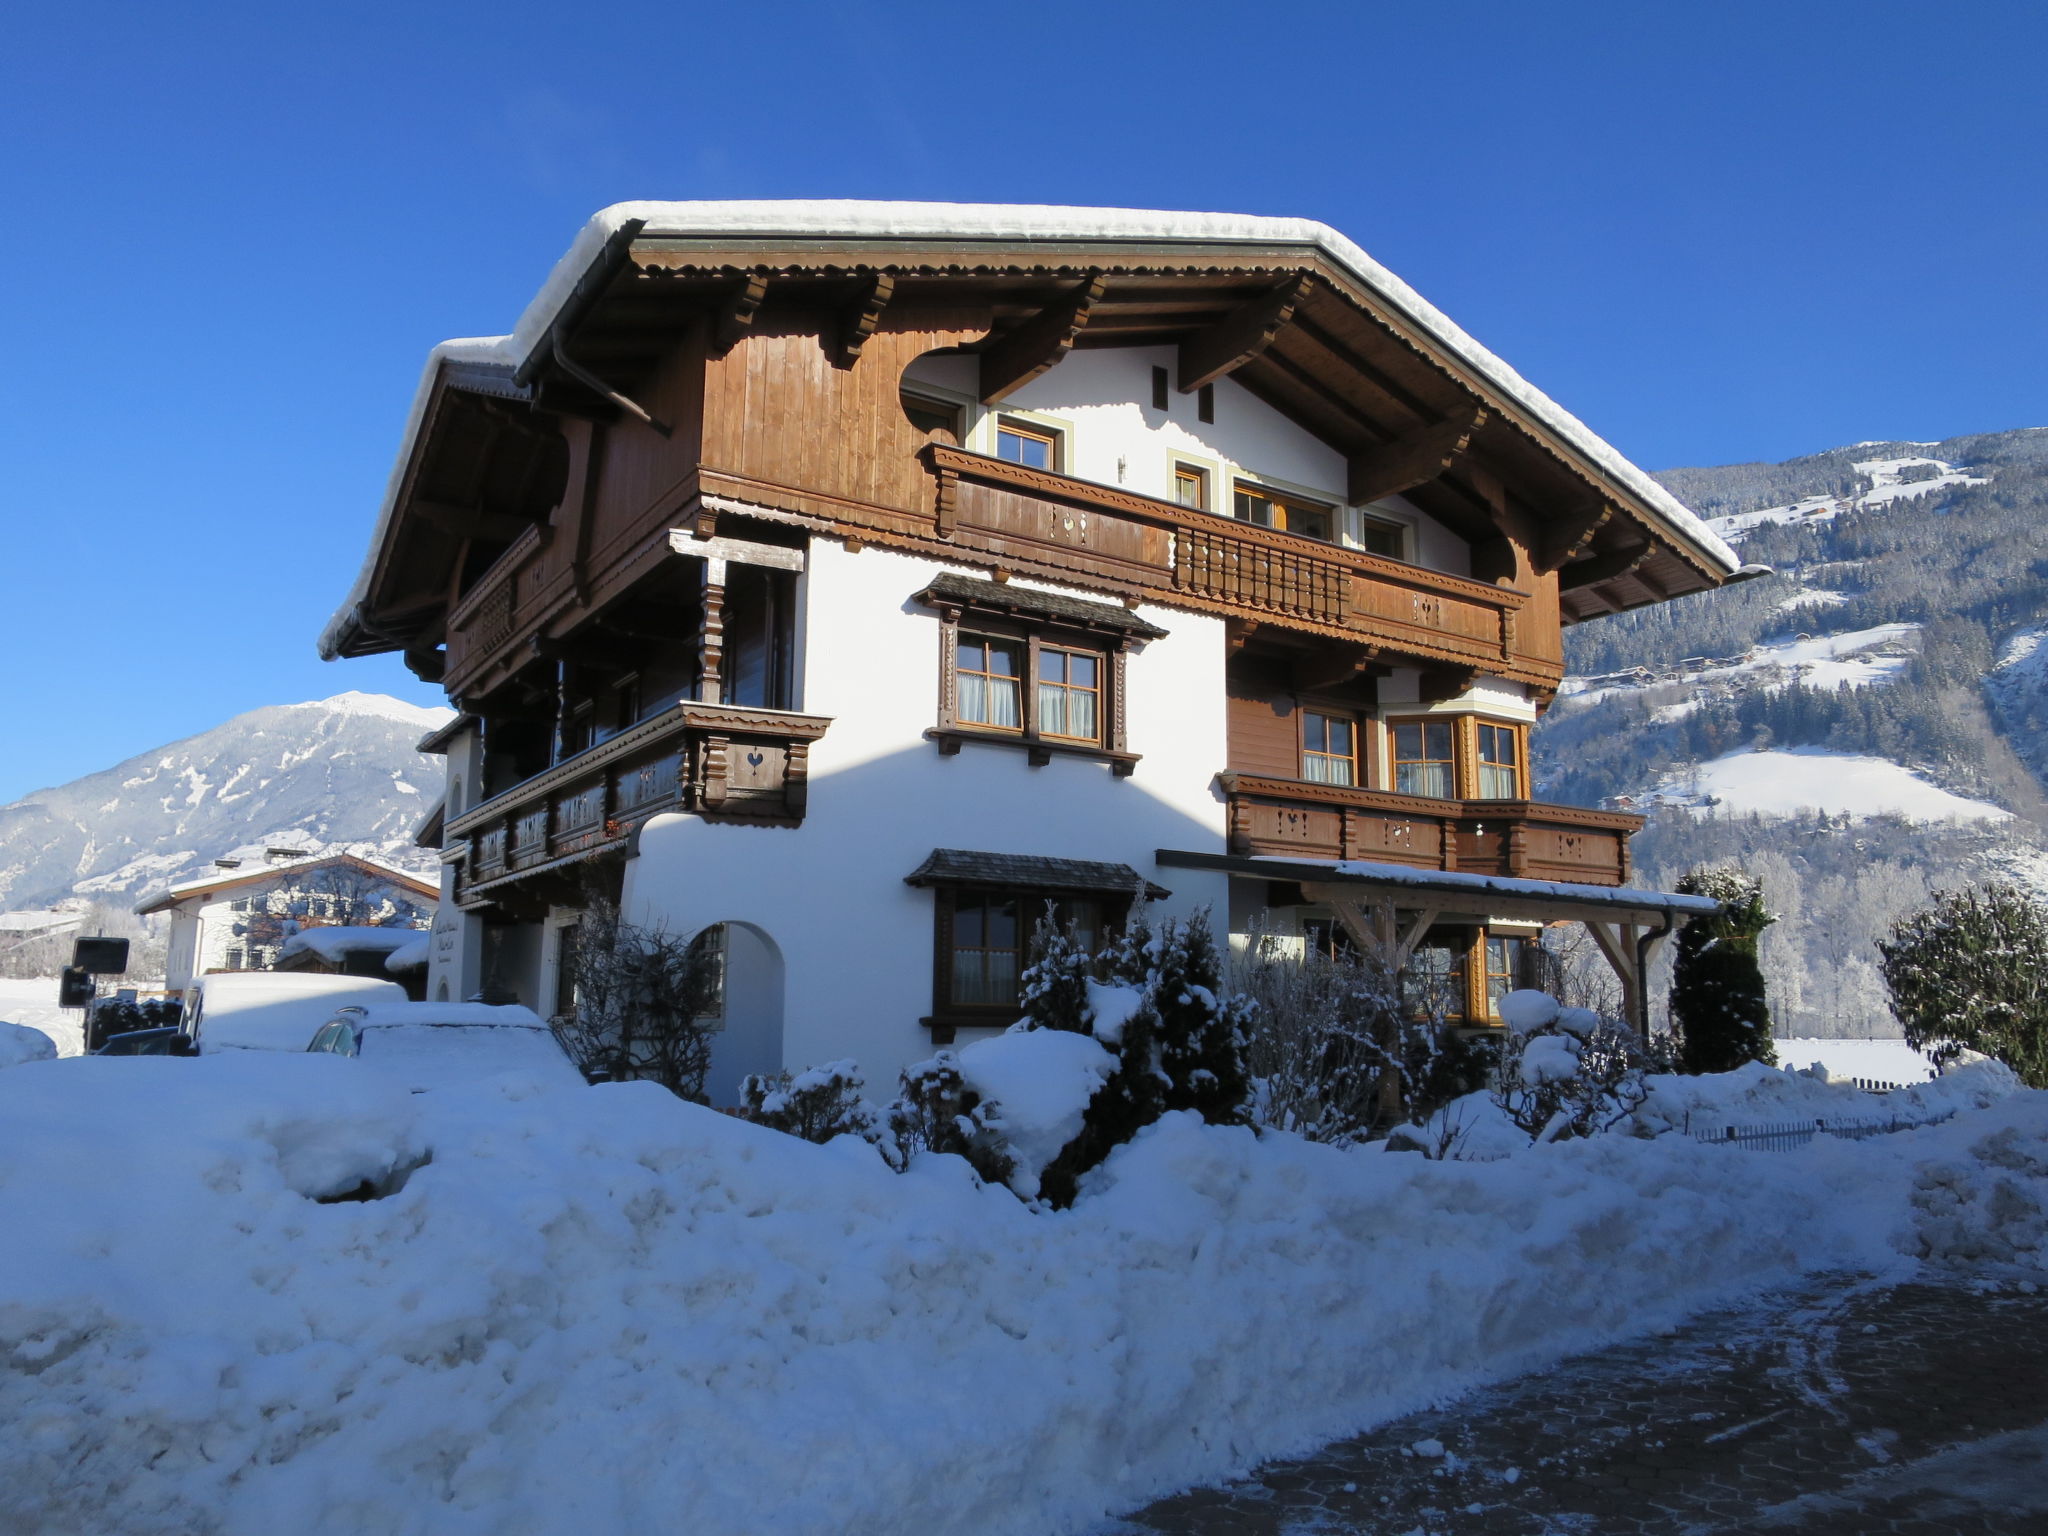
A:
0;692;451;910
1537;424;2048;1034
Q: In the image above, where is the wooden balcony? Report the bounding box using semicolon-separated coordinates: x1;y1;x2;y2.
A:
447;700;831;906
922;447;1547;684
1218;772;1642;887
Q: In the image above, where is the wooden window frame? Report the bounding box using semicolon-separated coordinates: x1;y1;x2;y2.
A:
902;389;965;443
926;886;1126;1039
1298;706;1361;787
993;416;1063;472
1355;512;1406;560
1173;462;1210;511
931;608;1140;776
1232;480;1336;543
1473;719;1529;801
1384;714;1529;800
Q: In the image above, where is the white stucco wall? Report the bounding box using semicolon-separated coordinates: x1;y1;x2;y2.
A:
623;539;1231;1097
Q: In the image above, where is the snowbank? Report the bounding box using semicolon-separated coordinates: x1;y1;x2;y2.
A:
0;1021;57;1069
1;1054;2041;1536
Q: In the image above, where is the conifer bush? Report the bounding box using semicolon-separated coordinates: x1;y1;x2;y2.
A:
1878;883;2048;1087
737;1060;879;1143
1671;868;1777;1073
879;1051;1015;1186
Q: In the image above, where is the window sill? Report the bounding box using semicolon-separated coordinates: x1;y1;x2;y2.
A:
926;727;1140;778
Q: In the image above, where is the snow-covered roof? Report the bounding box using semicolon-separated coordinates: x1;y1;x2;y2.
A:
278;926;428;964
135;851;439;914
319;200;1741;659
384;935;432;973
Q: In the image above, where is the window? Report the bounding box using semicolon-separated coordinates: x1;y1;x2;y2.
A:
1173;463;1209;510
1476;722;1525;799
1036;648;1101;743
1485;935;1531;1018
1302;917;1357;963
995;418;1059;470
1234;484;1333;542
1301;711;1357;785
1357;515;1404;560
957;636;1024;730
690;924;727;1024
903;391;963;441
1402;940;1469;1023
1393;718;1457;798
939;891;1108;1016
923;576;1161;774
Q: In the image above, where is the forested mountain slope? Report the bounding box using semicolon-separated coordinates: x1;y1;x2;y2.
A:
1536;426;2048;1035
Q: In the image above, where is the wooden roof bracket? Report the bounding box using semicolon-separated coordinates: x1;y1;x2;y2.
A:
548;335;672;438
1537;501;1615;574
1347;404;1489;506
834;273;896;367
1176;272;1315;394
715;273;770;355
979;272;1108;403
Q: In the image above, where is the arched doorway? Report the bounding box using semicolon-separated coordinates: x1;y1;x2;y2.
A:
698;921;786;1107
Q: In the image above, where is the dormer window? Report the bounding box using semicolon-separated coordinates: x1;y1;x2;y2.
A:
1234;483;1332;542
995;418;1060;470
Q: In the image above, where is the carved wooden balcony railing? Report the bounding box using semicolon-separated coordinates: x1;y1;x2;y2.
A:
1218;771;1642;887
447;701;831;905
921;447;1542;683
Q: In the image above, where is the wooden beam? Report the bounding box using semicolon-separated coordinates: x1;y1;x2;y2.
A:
835;273;895;366
1537;501;1615;573
714;273;769;354
1176;273;1314;394
1290;643;1383;692
413;500;536;544
1559;542;1652;590
1347;406;1489;506
978;274;1107;404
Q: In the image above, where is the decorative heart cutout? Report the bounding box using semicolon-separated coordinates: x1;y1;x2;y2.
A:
747;749;765;768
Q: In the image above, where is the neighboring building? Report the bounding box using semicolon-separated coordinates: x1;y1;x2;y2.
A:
136;850;438;998
320;202;1744;1104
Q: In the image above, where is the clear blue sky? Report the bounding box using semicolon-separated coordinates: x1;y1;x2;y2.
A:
2;0;2042;802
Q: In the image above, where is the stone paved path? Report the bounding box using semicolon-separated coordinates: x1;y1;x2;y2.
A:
1104;1270;2048;1536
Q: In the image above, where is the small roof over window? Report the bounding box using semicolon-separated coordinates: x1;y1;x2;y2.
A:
906;848;1170;900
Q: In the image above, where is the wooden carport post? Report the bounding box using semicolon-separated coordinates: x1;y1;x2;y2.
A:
1581;916;1677;1038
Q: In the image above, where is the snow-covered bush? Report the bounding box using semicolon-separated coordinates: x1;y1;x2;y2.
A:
1878;883;2048;1088
1233;919;1491;1144
1018;906;1253;1207
1491;991;1655;1142
879;1050;1014;1186
956;1031;1115;1199
738;1060;879;1144
1672;867;1776;1074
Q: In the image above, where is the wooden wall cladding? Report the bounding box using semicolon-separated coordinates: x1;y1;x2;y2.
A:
1225;657;1300;779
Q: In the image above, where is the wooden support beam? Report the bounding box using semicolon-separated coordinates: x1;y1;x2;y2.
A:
835;273;895;366
1347;406;1489;506
1559;542;1652;590
978;274;1107;403
714;273;769;354
1290;644;1383;692
1303;890;1443;973
696;557;727;705
1175;273;1314;394
413;500;537;544
1537;501;1614;573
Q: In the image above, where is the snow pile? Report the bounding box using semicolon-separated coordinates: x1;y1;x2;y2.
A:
385;935;432;972
1644;748;2010;823
0;1021;57;1069
1636;1058;2017;1137
957;1029;1116;1196
1;1053;2041;1536
1775;1036;1935;1085
278;925;426;964
1908;1102;2048;1267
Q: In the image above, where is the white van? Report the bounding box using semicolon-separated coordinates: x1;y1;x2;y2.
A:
184;972;409;1054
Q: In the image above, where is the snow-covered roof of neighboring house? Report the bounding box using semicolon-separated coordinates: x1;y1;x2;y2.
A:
278;926;429;965
384;935;432;973
134;852;439;915
319;200;1742;660
0;910;85;935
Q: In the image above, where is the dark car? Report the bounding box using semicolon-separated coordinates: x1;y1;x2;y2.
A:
93;1027;197;1057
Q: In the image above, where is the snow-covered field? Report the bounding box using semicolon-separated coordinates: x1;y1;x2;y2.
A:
1642;748;2010;823
0;1052;2039;1536
0;976;79;1057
